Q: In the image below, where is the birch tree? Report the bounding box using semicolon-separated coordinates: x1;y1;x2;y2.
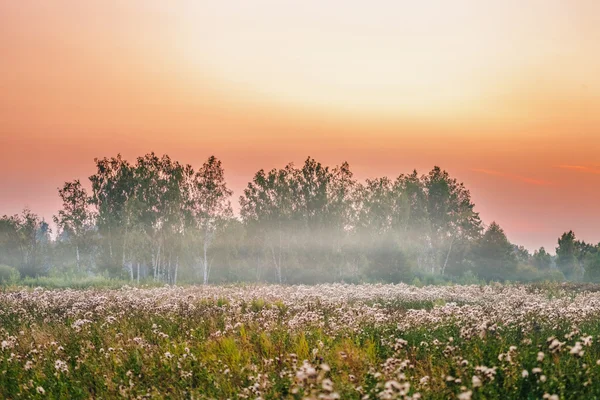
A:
240;164;297;283
89;155;135;275
189;156;232;284
423;166;481;275
54;180;95;272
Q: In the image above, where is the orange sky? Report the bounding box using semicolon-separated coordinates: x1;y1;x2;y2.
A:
1;1;600;251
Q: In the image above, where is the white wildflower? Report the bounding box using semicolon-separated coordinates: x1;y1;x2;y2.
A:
458;390;472;400
54;359;68;373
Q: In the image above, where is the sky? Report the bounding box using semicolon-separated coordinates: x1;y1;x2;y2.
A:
1;0;600;251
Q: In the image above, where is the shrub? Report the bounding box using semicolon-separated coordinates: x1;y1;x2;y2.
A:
367;238;414;283
456;270;483;285
511;264;565;283
18;275;157;289
0;265;19;285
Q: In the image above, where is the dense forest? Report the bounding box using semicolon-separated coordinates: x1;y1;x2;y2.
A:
1;153;598;285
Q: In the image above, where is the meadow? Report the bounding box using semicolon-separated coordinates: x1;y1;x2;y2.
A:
2;283;600;399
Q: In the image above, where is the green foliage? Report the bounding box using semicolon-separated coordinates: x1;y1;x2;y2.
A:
455;269;483;285
2;153;599;285
411;271;452;286
53;180;95;273
472;222;518;281
557;231;581;279
512;264;565;283
17;275;155;290
0;210;51;277
532;247;553;269
584;251;600;283
411;276;423;287
367;237;414;283
0;265;19;285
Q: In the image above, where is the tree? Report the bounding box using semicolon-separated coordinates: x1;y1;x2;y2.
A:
514;245;531;265
367;235;413;283
472;222;517;281
239;157;357;283
2;209;52;277
532;247;552;270
89;154;135;275
0;215;21;268
240;163;299;283
326;161;358;280
394;170;428;241
423;166;482;275
189;156;233;284
556;231;583;280
583;246;600;283
355;177;395;237
293;158;357;282
575;239;595;264
89;153;192;282
54;180;95;272
132;153;191;283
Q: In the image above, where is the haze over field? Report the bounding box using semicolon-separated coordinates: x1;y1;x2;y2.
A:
2;1;600;251
4;4;600;398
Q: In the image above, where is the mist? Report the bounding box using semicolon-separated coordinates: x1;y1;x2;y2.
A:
1;152;597;287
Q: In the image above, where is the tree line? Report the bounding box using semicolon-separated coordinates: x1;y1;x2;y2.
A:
1;153;598;284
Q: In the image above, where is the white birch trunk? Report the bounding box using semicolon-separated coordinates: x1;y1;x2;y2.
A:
203;239;209;285
75;244;80;272
174;257;178;286
441;237;455;276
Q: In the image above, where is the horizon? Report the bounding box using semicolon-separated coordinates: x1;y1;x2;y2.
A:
2;1;600;252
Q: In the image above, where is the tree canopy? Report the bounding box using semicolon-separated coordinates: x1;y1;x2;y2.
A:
0;153;593;284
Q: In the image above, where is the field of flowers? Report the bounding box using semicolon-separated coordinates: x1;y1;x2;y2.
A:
2;283;600;399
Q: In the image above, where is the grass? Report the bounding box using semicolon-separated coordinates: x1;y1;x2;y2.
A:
1;275;164;290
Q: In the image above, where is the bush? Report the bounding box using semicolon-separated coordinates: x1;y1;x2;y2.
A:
0;265;19;285
367;239;414;283
510;264;565;283
584;252;600;283
17;274;161;290
455;270;484;285
412;271;451;286
540;268;566;282
411;277;423;287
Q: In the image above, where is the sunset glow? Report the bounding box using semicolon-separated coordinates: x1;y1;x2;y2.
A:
1;0;600;250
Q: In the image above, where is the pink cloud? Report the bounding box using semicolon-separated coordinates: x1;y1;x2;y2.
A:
557;165;600;175
471;168;553;186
